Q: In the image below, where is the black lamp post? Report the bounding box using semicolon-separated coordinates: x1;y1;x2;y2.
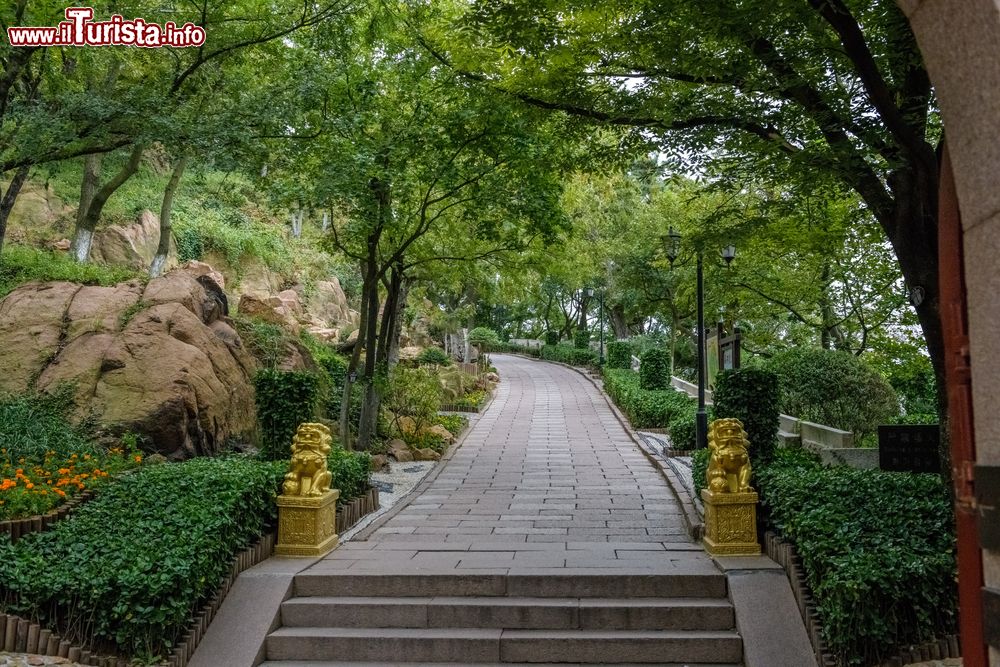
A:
585;286;605;364
664;227;735;450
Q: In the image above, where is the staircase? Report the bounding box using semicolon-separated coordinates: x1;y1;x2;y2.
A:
261;570;743;665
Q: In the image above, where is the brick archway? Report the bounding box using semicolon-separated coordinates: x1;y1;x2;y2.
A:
900;2;1000;665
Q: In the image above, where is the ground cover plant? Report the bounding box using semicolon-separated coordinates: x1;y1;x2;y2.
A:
756;449;956;666
0;390;142;520
0;456;286;662
606;340;632;369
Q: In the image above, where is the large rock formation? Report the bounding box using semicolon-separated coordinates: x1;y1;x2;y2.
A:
90;209;178;271
0;269;257;459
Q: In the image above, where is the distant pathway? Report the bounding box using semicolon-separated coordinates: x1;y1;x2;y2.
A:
310;354;714;574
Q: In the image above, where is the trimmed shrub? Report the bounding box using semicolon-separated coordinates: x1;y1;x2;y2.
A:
573;329;590;350
667;402;697;450
757;451;956;666
327;447;371;504
540;344;598;367
468;327;501;350
253;370;320;460
606;340;632;369
0;456;285;660
416;346;452;367
713;367;780;463
639;347;671;390
602;369;693;429
545;330;560;345
763;348;898;440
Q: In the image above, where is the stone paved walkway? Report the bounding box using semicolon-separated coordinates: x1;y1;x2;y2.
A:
307;354;715;575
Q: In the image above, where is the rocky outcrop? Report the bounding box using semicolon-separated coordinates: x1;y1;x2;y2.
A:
90;210;177;271
0;268;257;460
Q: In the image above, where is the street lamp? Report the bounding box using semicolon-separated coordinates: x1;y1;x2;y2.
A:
663;228;736;450
585;286;606;364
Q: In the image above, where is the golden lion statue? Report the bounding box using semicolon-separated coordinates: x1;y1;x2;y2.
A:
706;418;752;494
282;423;333;497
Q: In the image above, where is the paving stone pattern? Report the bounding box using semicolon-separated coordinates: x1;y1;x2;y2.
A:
309;354;713;574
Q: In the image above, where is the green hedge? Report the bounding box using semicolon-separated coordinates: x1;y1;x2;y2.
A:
545;330;560;345
639;347;671;390
667;402;697;450
713;368;780;463
602;369;693;429
0;456;285;661
573;329;590;350
763;348;898;440
540;344;598;367
328;447;371;504
253;370;320;460
757;451;956;666
692;447;710;495
606;340;632;369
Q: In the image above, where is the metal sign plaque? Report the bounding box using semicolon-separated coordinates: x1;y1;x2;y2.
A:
877;424;941;474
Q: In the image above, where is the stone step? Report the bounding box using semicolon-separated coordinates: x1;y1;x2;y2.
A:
265;627;743;664
292;571;727;599
281;596;735;630
261;662;743;666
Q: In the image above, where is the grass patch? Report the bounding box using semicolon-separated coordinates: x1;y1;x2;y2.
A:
0;246;142;299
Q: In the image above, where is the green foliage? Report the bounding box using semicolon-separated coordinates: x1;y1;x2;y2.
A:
0;388;99;462
0;246;142;299
713;368;780;463
757;451;956;666
889;412;938;425
433;413;469;437
573;329;590;350
416;347;452;367
383;367;443;436
639;347;671;390
252;370;319;460
453;389;489;411
764;349;898;440
606;340;632;369
299;333;350;420
172;202;293;275
0;456;284;660
327;447;371;504
540;344;598;367
692;447;710;496
232;316;289;370
545;330;560;345
667;402;697;450
468;327;501;349
602;369;693;429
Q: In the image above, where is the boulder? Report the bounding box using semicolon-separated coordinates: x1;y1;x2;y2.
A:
0;270;258;460
306;326;341;343
486;372;500;383
426;424;455;444
181;260;226;290
238;293;301;334
370;454;389;472
271;289;304;317
387;438;414;462
308;278;351;325
90;209;177;271
413;448;441;461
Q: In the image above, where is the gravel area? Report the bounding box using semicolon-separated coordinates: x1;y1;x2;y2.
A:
339;460;437;542
638;431;697;498
0;655;83;666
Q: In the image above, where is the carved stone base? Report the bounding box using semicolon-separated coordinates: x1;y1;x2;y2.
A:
276;489;340;557
701;489;761;556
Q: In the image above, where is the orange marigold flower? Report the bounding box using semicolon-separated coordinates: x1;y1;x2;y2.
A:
25;483;34;490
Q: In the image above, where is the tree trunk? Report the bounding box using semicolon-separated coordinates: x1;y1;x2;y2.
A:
0;165;30;262
291;205;304;239
150;156;188;277
610;303;629;339
322;210;330;232
339;262;370;451
386;273;410;367
71;144;144;262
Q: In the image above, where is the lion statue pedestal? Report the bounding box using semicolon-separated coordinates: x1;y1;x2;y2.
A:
701;418;761;556
276;423;341;557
